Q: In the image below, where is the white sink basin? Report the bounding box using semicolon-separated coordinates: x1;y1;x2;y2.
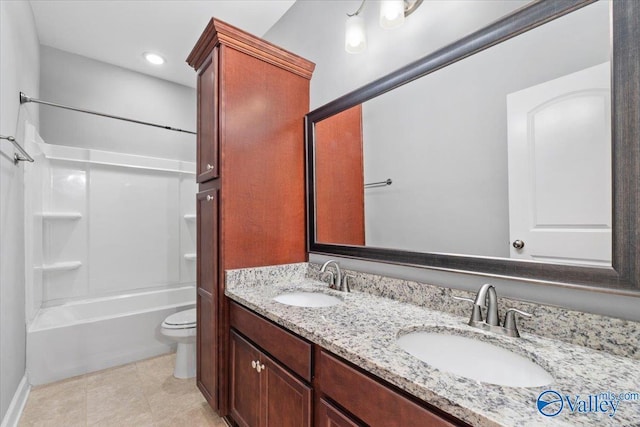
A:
396;331;554;388
273;292;342;308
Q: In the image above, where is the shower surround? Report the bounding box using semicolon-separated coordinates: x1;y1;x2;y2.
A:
22;123;197;384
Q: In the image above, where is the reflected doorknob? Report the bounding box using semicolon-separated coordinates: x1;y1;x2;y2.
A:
512;240;525;249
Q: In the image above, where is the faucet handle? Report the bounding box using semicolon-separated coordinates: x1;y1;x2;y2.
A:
341;274;355;293
452;295;483;324
503;308;532;337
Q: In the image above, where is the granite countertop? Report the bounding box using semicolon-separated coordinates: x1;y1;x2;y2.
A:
225;264;640;427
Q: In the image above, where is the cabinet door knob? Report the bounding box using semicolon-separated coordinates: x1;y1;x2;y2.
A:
206;195;214;202
256;363;265;373
512;240;525;249
206;163;214;171
251;360;257;369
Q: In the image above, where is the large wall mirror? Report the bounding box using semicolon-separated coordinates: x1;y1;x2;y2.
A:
306;0;639;293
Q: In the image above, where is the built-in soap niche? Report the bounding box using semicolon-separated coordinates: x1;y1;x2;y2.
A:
182;214;196;261
40;212;83;275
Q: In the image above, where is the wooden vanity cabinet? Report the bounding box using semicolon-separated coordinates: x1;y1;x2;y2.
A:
230;331;262;426
230;331;312;427
187;19;314;415
229;301;468;427
195;49;219;183
316;350;462;427
230;302;313;426
317;399;363;427
196;184;219;404
230;301;312;381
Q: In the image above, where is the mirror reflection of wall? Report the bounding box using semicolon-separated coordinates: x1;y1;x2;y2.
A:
315;0;611;267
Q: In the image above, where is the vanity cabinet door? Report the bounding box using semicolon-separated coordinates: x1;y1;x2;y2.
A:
262;352;312;427
230;331;262;427
197;187;218;295
196;186;219;407
230;330;312;427
197;294;216;405
317;399;363;427
196;49;219;183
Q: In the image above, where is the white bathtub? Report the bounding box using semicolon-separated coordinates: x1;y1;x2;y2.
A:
27;286;196;385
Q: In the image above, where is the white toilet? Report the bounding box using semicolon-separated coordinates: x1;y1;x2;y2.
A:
161;308;197;379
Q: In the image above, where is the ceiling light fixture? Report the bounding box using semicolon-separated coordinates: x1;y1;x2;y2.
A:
345;0;424;53
143;52;166;65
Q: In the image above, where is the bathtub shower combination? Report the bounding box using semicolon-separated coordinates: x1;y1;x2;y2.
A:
23;123;197;385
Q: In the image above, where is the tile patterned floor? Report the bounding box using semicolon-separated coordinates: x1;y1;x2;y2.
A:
19;353;226;427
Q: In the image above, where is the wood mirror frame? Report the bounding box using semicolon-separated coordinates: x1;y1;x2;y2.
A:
305;0;640;294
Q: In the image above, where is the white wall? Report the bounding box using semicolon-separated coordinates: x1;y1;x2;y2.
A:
265;1;640;321
39;46;196;162
0;0;40;421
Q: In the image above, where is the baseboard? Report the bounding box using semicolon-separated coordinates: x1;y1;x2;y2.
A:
0;375;30;427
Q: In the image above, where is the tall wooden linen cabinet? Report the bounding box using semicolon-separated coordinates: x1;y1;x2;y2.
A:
186;19;315;417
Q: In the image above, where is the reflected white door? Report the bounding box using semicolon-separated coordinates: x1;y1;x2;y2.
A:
507;62;611;266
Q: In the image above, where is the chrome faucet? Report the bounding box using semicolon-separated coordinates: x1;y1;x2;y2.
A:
454;284;531;337
319;260;351;292
471;283;499;326
320;260;342;290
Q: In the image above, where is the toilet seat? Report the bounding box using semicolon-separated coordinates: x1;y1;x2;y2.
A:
162;308;196;329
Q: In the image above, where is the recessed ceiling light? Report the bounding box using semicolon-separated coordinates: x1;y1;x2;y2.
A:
143;52;165;65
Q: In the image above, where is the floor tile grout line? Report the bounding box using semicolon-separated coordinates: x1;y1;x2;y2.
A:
135;357;160;427
84;373;89;427
134;358;155;426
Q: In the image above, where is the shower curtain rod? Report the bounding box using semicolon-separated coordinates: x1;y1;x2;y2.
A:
19;92;196;135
